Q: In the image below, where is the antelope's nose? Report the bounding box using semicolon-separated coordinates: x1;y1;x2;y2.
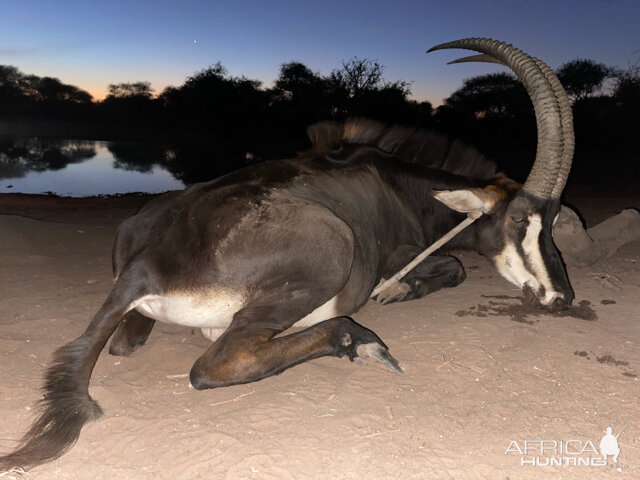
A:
551;296;568;312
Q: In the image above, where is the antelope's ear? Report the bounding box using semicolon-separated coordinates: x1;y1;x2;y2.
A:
432;186;502;214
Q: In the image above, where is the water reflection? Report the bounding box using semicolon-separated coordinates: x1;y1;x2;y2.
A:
0;137;185;197
107;142;173;174
0;137;96;179
0;136;262;196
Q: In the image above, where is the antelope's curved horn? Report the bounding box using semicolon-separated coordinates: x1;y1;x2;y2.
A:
445;51;574;198
446;54;503;66
532;58;574;198
428;38;572;199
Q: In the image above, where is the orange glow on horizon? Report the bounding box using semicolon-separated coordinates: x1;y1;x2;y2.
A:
83;82;442;105
87;89;106;102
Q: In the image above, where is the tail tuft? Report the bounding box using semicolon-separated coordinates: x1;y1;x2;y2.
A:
1;268;146;471
0;337;104;470
0;392;102;470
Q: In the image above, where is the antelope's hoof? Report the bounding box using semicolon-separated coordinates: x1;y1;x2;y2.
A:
355;342;404;375
332;318;404;375
375;280;411;305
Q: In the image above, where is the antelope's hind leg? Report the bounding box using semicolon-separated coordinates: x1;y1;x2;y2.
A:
109;310;155;356
187;197;402;390
189;312;402;391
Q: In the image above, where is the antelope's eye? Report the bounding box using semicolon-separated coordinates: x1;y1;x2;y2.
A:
511;215;525;224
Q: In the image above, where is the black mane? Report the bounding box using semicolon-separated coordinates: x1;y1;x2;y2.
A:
307;118;497;180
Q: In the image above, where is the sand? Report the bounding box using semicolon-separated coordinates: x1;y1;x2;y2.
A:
0;189;638;479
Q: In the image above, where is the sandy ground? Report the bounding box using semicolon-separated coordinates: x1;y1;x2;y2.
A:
0;188;639;480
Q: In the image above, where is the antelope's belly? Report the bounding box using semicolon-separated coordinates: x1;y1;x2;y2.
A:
129;291;343;342
132;291;245;329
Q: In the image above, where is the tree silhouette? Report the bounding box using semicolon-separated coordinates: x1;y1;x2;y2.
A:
0;66;29;97
0;65;94;122
275;62;324;98
33;77;93;103
434;72;536;180
324;57;413;120
270;62;331;138
0;67;93;104
0;66;28;115
612;57;640;109
557;59;611;103
329;57;410;98
0;66;22;90
102;81;158;126
330;57;383;98
442;73;529;120
159;62;267;134
107;82;154;99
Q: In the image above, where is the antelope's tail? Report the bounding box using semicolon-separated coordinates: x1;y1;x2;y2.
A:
0;270;148;470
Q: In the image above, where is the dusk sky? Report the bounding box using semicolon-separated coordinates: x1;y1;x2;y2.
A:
2;0;639;105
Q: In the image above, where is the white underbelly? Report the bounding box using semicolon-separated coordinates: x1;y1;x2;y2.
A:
131;290;245;329
128;291;342;342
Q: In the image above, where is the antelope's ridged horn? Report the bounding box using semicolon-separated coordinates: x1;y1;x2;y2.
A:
444;50;574;197
428;38;570;199
446;54;504;66
532;58;574;198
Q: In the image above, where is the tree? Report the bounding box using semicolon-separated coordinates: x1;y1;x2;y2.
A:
0;65;21;85
556;59;611;102
329;57;410;99
106;81;154;99
102;82;157;124
275;62;323;98
330;57;382;98
612;57;640;109
0;66;94;121
442;73;528;120
324;57;414;121
179;63;262;101
271;62;331;123
184;62;227;87
0;66;26;98
34;77;93;103
159;62;267;137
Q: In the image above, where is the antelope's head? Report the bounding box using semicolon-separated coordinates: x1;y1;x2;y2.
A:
430;38;575;309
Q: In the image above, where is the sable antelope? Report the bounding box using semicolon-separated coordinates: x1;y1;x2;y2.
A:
1;38;575;470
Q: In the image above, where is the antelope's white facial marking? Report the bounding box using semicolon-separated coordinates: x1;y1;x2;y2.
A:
493;242;542;293
522;214;559;304
493;213;562;305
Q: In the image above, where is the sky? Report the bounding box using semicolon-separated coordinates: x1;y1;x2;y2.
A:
1;0;639;106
